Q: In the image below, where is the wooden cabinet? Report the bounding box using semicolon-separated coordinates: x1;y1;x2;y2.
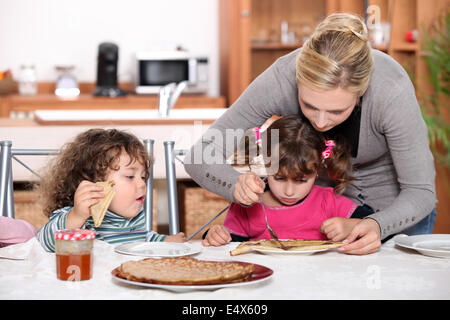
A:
369;0;449;94
219;0;448;104
219;0;450;233
219;0;364;105
219;0;252;107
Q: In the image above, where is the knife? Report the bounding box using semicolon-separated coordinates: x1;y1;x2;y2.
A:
186;203;231;241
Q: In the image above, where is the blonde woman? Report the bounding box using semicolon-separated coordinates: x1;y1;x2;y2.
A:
184;13;436;255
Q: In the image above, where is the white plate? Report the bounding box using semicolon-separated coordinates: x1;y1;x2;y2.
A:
111;261;273;292
114;241;201;257
244;239;341;255
394;234;450;258
253;247;331;255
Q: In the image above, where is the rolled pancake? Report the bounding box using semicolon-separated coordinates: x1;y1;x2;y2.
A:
230;239;344;255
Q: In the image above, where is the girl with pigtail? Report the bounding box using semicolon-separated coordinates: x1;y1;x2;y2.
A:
203;115;370;246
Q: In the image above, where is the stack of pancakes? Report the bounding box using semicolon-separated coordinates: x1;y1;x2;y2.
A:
116;257;254;285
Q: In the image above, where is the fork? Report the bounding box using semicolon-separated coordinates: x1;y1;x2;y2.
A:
259;178;288;250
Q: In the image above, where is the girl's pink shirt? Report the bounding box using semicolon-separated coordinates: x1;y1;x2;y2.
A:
0;216;36;247
224;185;357;240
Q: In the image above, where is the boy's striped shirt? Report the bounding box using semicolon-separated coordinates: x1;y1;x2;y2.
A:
37;206;166;252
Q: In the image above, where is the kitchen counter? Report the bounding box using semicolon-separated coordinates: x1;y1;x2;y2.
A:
0;93;226;117
0;118;39;126
33;108;227;125
0;115;217;181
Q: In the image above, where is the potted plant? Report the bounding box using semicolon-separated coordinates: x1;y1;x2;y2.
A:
418;12;450;233
419;12;449;168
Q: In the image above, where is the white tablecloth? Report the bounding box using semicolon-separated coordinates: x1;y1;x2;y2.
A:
0;238;449;300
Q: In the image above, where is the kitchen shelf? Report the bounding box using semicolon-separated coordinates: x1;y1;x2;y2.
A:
390;42;419;52
372;44;388;52
251;41;302;50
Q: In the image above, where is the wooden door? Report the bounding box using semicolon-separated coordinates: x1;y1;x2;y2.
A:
219;0;330;106
219;0;251;106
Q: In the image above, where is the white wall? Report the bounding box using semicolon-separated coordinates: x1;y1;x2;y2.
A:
0;0;219;96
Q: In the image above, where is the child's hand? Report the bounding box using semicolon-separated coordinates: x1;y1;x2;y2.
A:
202;225;231;247
165;232;186;242
68;180;104;228
319;217;360;242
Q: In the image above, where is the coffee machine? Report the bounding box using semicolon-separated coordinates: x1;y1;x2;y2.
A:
93;42;126;97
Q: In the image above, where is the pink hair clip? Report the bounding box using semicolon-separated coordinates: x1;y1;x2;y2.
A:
322;140;335;159
253;127;262;146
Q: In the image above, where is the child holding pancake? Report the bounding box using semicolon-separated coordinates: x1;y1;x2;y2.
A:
37;128;185;252
203;115;372;246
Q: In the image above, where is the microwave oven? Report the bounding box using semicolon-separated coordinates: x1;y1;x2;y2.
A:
135;51;208;94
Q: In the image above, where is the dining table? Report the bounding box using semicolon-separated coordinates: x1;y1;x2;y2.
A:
0;236;449;302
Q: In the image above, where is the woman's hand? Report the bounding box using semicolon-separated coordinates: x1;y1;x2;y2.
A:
338;218;382;255
233;172;266;206
67;180;104;228
319;217;360;242
165;232;186;242
202;225;231;247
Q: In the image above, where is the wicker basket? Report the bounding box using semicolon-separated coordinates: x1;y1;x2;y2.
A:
13;190;158;231
14;191;48;230
183;188;230;239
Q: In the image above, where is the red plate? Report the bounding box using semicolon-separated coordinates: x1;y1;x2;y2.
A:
111;259;273;292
